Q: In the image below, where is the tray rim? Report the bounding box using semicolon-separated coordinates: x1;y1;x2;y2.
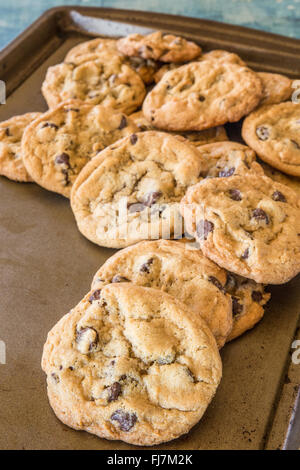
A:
0;5;300;450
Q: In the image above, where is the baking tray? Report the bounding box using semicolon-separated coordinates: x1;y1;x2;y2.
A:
0;6;299;450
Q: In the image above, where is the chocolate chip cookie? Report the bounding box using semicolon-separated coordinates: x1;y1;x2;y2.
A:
91;239;233;347
261;162;300;198
0;112;41;182
42;283;222;446
196;141;264;178
181;174;300;284
22;100;137;198
42;55;146;112
71;131;207;248
117;31;202;63
258;72;292;106
224;272;270;341
143;61;263;131
242;102;300;177
64;37;158;85
130;111;228;146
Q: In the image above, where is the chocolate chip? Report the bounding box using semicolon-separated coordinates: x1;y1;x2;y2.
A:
208;276;225;293
143;191;162;207
55;152;70;167
232;297;243;316
42;122;58;130
88;289;101;303
252;291;263;303
5;127;10;136
219;167;235;178
130;134;138;145
229;189;242;201
256;126;270;141
291;140;300;149
111;410;137;431
51;373;59;384
196;220;214;240
118;116;127;130
140;258;154;273
112;275;129;283
107;382;122;402
75;327;99;353
272;191;286;202
199;95;205;102
241;248;250;260
128;202;145;213
252;208;269;224
65;108;79;112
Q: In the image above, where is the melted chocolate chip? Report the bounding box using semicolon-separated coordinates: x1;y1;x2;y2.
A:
219;167;235;178
55;152;70;167
130;134;138;145
75;327;99;352
5;127;10;137
252;208;269;224
241;248;250;260
143;191;162;207
256;126;270;141
232;297;243;316
128;202;146;213
140;258;154;273
229;189;242;201
42;122;58;130
107;382;122;402
196;220;214;240
272;191;286;202
88;289;101;303
199;95;206;102
112;275;129;283
252;291;263;303
208;276;225;293
51;373;59;384
111;410;137;431
118;116;127;130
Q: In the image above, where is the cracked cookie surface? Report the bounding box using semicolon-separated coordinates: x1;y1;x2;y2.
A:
143;61;263;131
181;174;300;284
91;239;233;347
42;55;146;112
242;102;300;177
130;111;228;146
22;100;137;198
71;131;207;248
42;283;222;446
224;272;270;341
0;112;41;182
117;31;202;63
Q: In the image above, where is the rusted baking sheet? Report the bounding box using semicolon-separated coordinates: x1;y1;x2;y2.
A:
0;7;299;450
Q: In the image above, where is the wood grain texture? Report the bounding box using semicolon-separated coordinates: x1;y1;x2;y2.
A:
0;0;300;50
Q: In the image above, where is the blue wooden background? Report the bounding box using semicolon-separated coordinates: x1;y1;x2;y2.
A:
1;0;300;50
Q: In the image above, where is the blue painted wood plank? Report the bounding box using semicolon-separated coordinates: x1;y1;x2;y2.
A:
0;0;300;50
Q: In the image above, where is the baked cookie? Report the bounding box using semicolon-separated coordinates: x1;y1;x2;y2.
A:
196;141;264;179
153;49;245;83
64;38;158;85
225;272;270;342
143;61;263;131
117;31;202;63
91;240;233;347
22;100;137;198
258;72;292;106
130;111;228;146
71;131;207;248
181;174;300;284
42;55;146;112
42;283;222;446
242;102;300;177
261;162;300;198
0;112;41;182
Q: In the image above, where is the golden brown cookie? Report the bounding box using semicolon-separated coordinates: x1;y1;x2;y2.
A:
258;72;292;106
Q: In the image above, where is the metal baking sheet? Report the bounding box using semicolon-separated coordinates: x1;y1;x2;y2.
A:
0;7;299;450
